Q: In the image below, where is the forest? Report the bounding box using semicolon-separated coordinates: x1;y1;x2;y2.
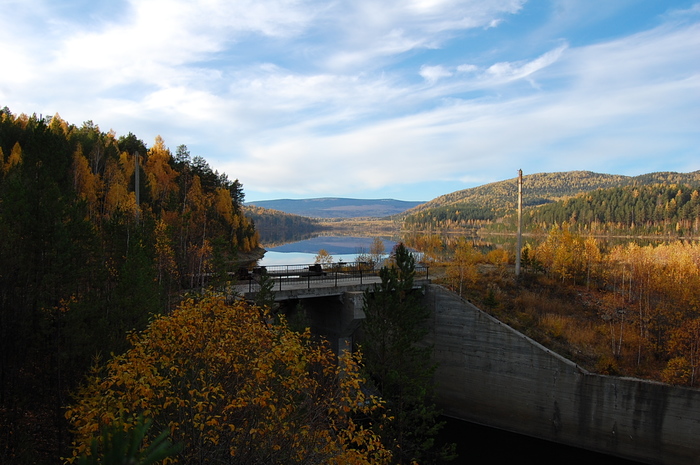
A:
520;184;700;236
401;170;700;232
243;204;323;244
407;228;700;387
0;108;447;465
0;108;259;462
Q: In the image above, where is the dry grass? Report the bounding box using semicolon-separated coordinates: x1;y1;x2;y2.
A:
439;267;656;377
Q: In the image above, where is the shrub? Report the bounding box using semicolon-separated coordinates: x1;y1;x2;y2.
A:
66;294;390;464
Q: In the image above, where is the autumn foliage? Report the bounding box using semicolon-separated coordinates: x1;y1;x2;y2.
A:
525;226;700;385
411;228;700;388
65;295;391;464
0;108;259;462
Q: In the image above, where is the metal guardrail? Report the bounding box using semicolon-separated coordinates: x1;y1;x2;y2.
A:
240;261;430;293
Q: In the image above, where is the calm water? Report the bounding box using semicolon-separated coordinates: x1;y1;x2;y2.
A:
258;235;398;266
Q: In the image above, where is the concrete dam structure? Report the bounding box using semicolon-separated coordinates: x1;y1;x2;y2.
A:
423;284;700;465
243;270;700;464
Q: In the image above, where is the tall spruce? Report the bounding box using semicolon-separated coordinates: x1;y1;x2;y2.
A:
362;243;455;464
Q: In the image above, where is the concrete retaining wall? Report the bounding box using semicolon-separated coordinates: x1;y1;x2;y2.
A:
423;284;700;465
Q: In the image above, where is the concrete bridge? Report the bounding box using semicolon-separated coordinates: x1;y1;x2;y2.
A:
234;261;430;302
234;261;429;355
237;267;700;465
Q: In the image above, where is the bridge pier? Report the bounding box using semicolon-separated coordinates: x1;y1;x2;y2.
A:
338;291;366;358
340;291;365;338
278;291;367;355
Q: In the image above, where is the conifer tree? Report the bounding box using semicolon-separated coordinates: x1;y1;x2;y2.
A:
362;243;455;464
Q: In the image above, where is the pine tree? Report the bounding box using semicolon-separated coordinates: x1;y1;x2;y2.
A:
362;243;455;464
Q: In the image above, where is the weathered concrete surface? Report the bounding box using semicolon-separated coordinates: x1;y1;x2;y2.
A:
277;291;366;355
423;284;700;465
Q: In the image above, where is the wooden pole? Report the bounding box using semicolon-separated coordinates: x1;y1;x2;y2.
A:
515;169;523;277
134;151;140;221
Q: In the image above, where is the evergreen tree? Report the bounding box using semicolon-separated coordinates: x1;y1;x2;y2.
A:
253;271;277;311
362;243;455;464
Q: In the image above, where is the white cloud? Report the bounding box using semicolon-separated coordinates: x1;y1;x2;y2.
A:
457;64;478;73
318;0;526;70
0;1;698;201
224;13;700;197
420;65;453;83
485;45;567;83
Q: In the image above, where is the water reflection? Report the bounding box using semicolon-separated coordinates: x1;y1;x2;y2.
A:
259;235;398;266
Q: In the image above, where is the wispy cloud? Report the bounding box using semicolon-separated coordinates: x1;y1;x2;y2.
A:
224;13;700;197
484;45;567;83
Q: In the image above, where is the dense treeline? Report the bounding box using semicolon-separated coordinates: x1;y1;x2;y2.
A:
415;228;700;387
0;108;258;462
244;204;322;244
402;203;496;230
401;170;700;232
523;184;700;236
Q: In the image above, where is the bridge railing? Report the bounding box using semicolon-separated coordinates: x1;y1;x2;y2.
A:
240;261;429;293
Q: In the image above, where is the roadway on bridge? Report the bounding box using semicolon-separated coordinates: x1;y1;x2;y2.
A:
233;274;385;301
233;262;430;301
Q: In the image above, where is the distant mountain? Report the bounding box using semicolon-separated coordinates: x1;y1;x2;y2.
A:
245;198;425;218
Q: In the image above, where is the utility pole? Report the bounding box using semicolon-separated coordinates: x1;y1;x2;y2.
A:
134;151;140;221
515;169;523;277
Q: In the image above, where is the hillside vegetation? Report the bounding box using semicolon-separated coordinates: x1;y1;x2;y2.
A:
0;108;259;462
244;204;323;244
408;230;700;387
402;170;700;232
520;183;700;236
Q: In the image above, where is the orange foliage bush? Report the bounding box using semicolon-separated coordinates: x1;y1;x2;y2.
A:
66;294;390;464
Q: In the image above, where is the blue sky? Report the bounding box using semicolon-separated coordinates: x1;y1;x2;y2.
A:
1;1;699;202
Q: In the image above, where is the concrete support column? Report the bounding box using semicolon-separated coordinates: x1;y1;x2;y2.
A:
340;291;366;338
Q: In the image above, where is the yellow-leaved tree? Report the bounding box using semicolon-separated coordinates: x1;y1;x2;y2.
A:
4;141;22;173
71;145;102;220
145;136;179;209
65;295;391;464
446;238;480;297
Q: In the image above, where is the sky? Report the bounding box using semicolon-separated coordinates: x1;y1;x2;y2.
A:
1;1;699;202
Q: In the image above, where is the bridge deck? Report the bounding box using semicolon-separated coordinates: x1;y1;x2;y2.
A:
234;262;430;301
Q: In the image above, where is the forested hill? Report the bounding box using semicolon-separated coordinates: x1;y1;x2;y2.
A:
244;204;323;244
0;108;259;459
520;183;700;236
402;170;700;230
